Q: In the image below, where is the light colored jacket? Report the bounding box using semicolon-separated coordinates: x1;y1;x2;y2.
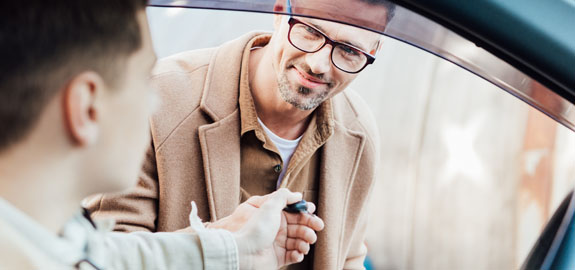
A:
0;198;238;270
88;32;380;270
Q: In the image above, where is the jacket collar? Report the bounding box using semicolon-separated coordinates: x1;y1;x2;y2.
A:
0;198;106;269
200;31;269;122
197;32;270;219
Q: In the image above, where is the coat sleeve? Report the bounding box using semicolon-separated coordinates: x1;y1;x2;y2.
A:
342;154;376;270
89;207;239;270
97;230;237;270
85;140;160;232
342;144;376;269
342;100;380;270
342;208;369;270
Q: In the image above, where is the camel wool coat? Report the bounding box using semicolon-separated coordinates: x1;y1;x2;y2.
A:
87;32;380;270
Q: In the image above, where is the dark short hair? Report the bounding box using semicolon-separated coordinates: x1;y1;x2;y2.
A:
359;0;396;24
0;0;148;151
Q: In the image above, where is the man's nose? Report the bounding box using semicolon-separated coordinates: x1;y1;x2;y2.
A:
305;45;332;74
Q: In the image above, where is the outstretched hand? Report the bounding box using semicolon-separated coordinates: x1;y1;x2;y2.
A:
209;189;324;269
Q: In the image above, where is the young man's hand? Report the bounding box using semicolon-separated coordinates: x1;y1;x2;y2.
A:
208;188;324;269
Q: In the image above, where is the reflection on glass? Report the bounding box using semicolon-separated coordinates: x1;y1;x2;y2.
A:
146;6;575;270
441;117;487;187
383;7;575;132
149;0;575;132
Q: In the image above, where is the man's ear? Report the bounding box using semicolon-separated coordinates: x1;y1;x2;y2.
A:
273;0;285;12
62;71;103;147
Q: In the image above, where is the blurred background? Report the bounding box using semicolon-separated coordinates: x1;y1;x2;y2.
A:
147;7;575;269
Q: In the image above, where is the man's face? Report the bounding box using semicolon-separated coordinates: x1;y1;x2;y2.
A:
270;16;381;110
87;11;158;193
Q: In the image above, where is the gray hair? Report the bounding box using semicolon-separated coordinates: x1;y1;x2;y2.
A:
360;0;396;24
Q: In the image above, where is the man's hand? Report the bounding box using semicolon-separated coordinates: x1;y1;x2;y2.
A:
209;189;324;269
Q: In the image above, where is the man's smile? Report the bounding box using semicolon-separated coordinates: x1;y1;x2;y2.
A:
292;66;328;89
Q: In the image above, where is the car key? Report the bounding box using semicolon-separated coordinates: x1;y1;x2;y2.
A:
283;199;308;213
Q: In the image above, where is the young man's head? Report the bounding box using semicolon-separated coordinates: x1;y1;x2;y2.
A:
0;0;155;196
269;0;394;110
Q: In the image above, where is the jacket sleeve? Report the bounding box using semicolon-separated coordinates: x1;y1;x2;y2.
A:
90;208;239;270
96;230;237;270
342;169;376;270
85;140;160;232
342;208;369;270
342;150;374;269
343;104;380;270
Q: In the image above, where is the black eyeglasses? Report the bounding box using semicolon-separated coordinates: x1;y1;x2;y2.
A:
287;17;376;74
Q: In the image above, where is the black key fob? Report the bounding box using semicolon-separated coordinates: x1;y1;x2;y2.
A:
283;200;308;213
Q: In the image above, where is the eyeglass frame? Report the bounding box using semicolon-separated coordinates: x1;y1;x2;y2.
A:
286;17;377;74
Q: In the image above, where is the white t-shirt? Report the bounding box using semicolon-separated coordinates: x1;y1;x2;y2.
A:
257;118;302;188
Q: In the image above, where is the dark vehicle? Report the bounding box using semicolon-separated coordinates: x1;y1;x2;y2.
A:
147;0;575;269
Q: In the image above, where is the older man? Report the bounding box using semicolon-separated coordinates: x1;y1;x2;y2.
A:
88;0;394;268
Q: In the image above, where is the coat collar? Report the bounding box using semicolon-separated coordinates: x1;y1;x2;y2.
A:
200;31;268;122
198;111;243;220
197;32;268;219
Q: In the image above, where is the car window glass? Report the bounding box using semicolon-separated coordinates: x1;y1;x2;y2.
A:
150;0;575;132
147;6;575;269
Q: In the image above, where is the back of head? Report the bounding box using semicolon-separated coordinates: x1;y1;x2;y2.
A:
0;0;148;153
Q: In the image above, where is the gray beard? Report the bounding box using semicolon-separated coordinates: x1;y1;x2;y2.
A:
278;75;328;111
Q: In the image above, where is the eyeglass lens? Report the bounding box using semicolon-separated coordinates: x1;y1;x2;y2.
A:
289;22;368;73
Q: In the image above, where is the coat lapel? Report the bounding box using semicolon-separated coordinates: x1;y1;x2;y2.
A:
198;111;242;221
314;124;366;269
197;32;265;221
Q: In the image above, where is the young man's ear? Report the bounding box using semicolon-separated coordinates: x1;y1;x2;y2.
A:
62;71;103;147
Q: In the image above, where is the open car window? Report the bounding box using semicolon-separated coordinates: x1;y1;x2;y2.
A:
147;2;575;269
